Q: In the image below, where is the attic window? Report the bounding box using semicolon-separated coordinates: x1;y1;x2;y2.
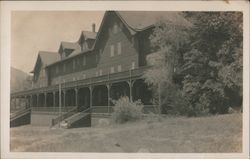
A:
113;23;118;34
119;22;123;29
110;45;114;57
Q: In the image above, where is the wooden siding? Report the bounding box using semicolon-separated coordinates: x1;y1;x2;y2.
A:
96;12;139;76
48;12;140;86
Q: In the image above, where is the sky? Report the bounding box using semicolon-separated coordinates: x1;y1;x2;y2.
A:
11;11;104;74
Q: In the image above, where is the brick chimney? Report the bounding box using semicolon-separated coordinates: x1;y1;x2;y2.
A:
92;23;96;32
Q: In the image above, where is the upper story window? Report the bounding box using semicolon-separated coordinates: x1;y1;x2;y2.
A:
73;60;76;70
96;54;100;62
83;56;86;66
110;45;114;57
110;67;115;74
131;62;135;70
113;23;118;34
95;71;98;77
117;42;122;55
63;63;66;72
117;65;122;72
62;52;66;59
99;69;103;76
83;73;86;79
56;65;59;74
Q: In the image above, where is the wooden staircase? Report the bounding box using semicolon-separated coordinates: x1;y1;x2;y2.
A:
51;107;91;128
10;108;31;127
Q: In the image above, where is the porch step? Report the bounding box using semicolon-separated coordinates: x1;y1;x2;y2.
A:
10;108;31;127
60;108;91;129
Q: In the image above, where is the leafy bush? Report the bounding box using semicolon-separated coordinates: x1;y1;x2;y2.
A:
111;96;143;124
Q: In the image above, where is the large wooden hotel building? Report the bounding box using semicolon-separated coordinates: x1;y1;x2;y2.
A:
10;11;190;127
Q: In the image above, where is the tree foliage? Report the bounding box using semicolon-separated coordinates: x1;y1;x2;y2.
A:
144;12;243;116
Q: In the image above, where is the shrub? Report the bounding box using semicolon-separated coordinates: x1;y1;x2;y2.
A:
111;96;144;124
160;84;192;116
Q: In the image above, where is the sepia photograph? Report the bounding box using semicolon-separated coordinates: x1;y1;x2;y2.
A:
1;1;249;159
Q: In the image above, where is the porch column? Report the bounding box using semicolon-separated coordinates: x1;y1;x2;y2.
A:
107;84;111;113
129;81;133;101
158;82;162;114
30;95;33;108
89;86;92;108
14;97;17;110
37;94;39;107
63;90;66;107
129;69;132;101
53;92;56;113
25;96;28;109
75;88;78;108
44;93;47;107
53;92;56;107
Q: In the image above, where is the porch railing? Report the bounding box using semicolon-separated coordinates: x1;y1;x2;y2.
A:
51;106;78;126
91;105;159;114
10;108;31;121
31;106;76;113
11;66;151;97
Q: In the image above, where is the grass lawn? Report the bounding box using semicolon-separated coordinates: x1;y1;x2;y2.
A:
10;113;242;152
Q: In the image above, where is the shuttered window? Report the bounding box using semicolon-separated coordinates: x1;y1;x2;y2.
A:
117;42;121;55
110;67;115;73
110;45;114;57
117;65;122;72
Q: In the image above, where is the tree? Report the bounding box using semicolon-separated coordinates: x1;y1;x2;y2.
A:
144;12;243;116
143;17;190;114
181;12;243;114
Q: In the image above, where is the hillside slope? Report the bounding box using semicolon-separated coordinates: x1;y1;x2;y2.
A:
11;67;32;92
10;113;242;152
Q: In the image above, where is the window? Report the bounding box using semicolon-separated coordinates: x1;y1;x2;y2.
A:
117;65;122;72
83;74;86;79
73;60;76;69
113;23;118;34
99;69;103;76
131;62;135;69
96;71;98;77
110;45;114;57
110;67;115;74
117;42;122;55
96;54;99;62
63;63;66;72
73;77;76;81
83;56;86;66
56;65;59;74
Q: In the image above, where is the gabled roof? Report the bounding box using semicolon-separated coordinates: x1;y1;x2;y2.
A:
92;11;192;49
117;11;192;31
46;11;192;68
78;31;97;41
31;51;60;73
59;41;81;53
